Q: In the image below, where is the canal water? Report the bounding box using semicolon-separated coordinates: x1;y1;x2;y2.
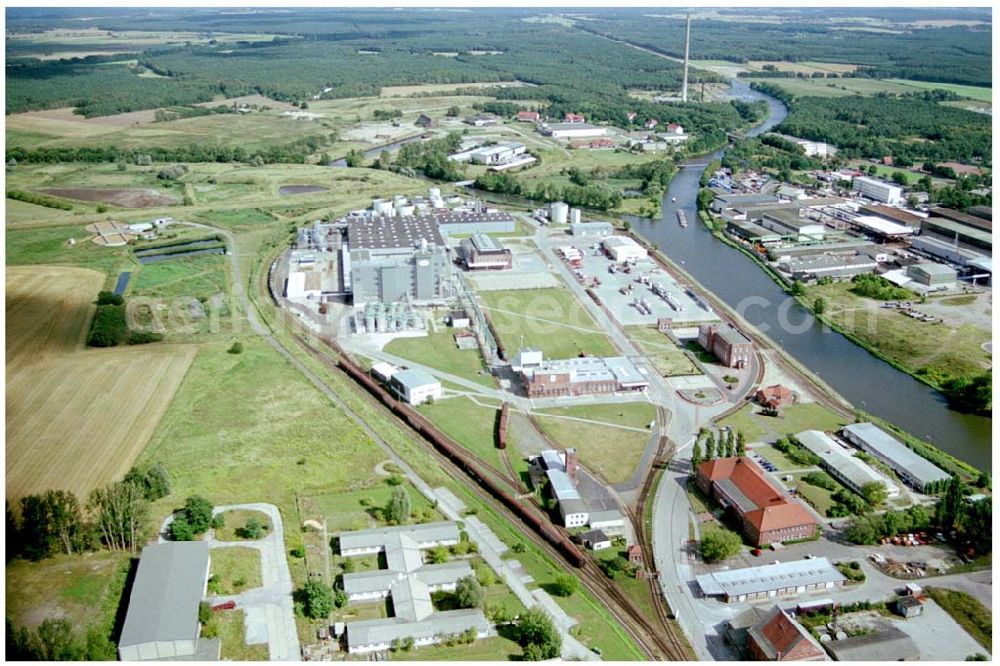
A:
627;79;991;469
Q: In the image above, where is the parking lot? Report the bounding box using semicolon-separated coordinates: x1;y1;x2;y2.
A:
549;239;720;327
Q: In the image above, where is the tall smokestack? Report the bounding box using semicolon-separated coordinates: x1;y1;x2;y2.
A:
682;14;691;103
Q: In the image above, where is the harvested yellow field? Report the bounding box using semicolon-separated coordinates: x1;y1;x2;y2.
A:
5;265;196;504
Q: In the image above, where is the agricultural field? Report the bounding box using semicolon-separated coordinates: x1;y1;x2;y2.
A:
886;79;992;102
5;265;197;504
383;330;495;388
479;288;617;359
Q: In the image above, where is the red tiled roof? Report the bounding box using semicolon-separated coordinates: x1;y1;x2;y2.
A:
753;607;824;660
697;457;816;533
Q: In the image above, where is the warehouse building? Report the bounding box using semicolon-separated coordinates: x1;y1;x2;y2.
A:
602;235;648;263
760;209;826;242
535;449;588;527
796;430;898;499
118;542;215;661
519;353;649;398
698;323;753;369
711;192;781;214
539;122;608;139
841;423;950;492
338;522;491;654
921;216;993;253
726;219;783;245
852;176;904;205
778;253;879;281
860;204;924;230
388;368;442;405
458;233;512;270
823;626;919;661
571;221;615;237
768;239;883;263
773;133;836;158
695;457;818;546
909;234;990;269
930;207;992;232
906;262;958;289
696;557;846;603
848;215;914;241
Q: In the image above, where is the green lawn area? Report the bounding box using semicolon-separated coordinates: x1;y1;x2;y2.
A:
792;473;837;516
537;402;657;430
397;635;523;661
685;479;712;514
752;444;803;472
213;609;270;660
209;546;262;595
6;224;133;284
744;77;925;98
479;288;617;359
764;402;850;438
866;165;922;184
5;551;128;630
808;282;991;387
310;483;444;535
925;587;992;652
418;396;504;470
715;403;771;443
534;408;652;484
383;330;495;388
627;326;700;376
213;509;271;542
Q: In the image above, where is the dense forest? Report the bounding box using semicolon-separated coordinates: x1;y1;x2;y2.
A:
575;10;991;87
772;90;992;165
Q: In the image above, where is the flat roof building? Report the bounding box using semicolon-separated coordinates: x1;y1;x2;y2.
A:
841;423;950;492
711;192;782;214
930;207;992;232
696;557;846;603
909;234;989;268
796;430;898;499
921;216;992;253
906;262;957;288
849;215;914;241
459;233;512;271
760;209;826;242
860;204;924;230
539;122;608;139
118;541;214;661
696;457;818;546
521;354;649;398
571;221;615;237
852;176;904;205
388;368;442;406
726;219;783;245
602;235;648;263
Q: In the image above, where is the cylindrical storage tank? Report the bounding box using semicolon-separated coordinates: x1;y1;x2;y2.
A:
429;187;442;199
398;205;415;217
550;201;569;225
570;208;581;225
393;195;408;209
372;198;393;216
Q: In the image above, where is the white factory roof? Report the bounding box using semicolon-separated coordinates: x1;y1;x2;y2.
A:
696;557;846;598
391;368;441;391
529;355;648;387
602;235;643;250
474;142;524;157
842;423;950;486
371;362;398;380
796;430;895;495
540;449;565;472
852;215;913;236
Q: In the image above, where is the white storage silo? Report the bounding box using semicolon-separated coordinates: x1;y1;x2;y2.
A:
570;208;581;225
550;201;569;225
372;198;393;216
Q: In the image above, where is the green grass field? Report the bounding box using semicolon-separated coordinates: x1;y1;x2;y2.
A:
715;403;772;443
418;396;504;470
384;330;495;388
397;635;522;661
214;609;270;660
886;79;992;102
307;484;443;535
213;509;271;542
479;288;617;359
130;253;229;301
866;165;922;184
766;402;850;438
535;403;656;483
752;444;804;472
209;547;263;595
808;281;991;387
746;76;992;103
792;473;837;515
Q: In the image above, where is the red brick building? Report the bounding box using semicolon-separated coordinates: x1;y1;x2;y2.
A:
755;384;794;410
515;111;540;123
695;457;817;546
698;323;753;369
747;606;825;661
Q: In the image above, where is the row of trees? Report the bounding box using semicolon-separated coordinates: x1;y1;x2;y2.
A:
473;170;623;212
690;428;748;470
6;464;170;562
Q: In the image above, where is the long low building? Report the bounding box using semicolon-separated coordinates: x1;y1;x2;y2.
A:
539;122;608;139
796;430;898;499
696;557;847;603
760;209;826;242
840;423;950;492
921;216;993;253
849;215;914;241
